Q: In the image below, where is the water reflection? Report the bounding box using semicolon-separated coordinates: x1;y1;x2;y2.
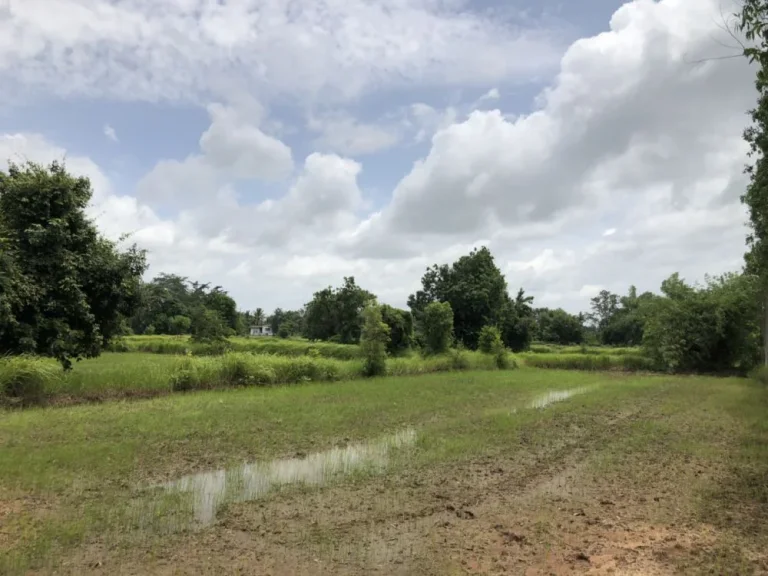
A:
154;428;417;526
528;387;590;409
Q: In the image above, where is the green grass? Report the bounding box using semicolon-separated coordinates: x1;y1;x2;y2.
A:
110;334;362;359
1;368;766;574
0;349;515;405
520;352;656;371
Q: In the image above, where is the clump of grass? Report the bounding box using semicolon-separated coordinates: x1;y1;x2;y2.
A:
522;353;654;372
0;356;61;405
168;353;362;392
109;335;361;360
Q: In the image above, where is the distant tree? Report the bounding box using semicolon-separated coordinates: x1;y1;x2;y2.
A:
0;161;147;368
408;247;514;349
642;273;760;372
423;301;454;355
268;308;305;338
360;303;390;376
586;287;653;346
204;287;238;333
304;277;374;343
533;308;584;345
380;304;413;355
190;308;229;343
168;315;192;335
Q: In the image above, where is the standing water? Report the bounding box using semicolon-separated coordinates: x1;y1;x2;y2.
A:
528;387;591;409
147;428;417;527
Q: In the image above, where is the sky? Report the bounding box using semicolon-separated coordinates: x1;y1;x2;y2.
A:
0;0;757;314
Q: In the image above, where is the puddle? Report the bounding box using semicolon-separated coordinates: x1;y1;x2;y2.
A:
528;387;591;409
149;428;417;526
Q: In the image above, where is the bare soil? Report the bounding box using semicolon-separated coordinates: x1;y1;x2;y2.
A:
42;396;768;576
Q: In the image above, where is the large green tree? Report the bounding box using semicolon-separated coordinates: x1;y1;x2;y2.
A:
0;161;147;367
642;273;760;373
534;308;584;345
408;247;515;349
304;277;374;343
739;2;768;365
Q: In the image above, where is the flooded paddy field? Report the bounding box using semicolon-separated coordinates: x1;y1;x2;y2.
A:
1;368;767;575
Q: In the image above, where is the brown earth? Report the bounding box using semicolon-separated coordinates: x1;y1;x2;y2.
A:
41;401;768;576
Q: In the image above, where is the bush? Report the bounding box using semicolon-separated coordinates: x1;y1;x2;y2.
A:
423;302;454;355
0;356;60;404
478;325;502;354
449;343;471;370
749;365;768;385
360;303;389;377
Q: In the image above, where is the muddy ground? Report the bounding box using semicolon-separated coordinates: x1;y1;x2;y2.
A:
42;384;768;576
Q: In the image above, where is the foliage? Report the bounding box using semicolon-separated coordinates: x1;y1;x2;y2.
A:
360;303;390;376
423;301;454;355
267;308;305;338
641;273;761;373
129;274;239;336
409;247;527;350
739;2;768;366
0;355;60;405
478;325;503;354
380;304;413;355
0;161;147;368
499;290;535;352
189;308;230;344
586;286;655;346
533;308;584;344
304;277;375;343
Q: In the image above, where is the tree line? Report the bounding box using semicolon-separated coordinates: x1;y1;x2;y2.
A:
4;2;768;372
0;159;764;374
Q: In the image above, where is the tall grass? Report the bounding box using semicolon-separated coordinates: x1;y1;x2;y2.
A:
0;349;518;407
0;356;61;405
521;353;656;372
108;335;361;360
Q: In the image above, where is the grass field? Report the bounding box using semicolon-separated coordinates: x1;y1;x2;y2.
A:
1;350;512;405
1;368;766;574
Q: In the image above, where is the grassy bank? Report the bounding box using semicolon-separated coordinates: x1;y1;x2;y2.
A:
109;335;361;359
0;350;512;406
520;352;656;371
1;369;766;574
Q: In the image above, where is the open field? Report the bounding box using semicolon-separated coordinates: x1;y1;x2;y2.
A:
1;368;766;575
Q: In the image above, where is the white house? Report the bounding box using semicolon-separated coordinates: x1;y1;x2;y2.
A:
249;325;273;337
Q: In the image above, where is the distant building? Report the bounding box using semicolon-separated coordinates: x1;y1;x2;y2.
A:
249;325;273;337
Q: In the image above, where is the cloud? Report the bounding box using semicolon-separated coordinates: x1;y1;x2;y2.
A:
308;113;402;156
136;103;293;208
0;0;564;105
103;124;118;142
0;0;758;317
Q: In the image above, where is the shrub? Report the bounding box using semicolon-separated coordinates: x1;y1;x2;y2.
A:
449;343;471;370
478;325;503;354
423;302;454;355
0;356;60;404
360;303;389;377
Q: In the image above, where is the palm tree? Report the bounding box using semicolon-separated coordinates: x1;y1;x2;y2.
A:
254;307;265;325
514;288;534;316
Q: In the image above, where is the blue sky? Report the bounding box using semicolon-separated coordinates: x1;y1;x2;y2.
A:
0;0;755;313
